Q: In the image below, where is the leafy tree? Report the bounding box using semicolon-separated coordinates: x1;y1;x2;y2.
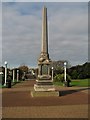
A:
54;66;64;76
71;70;78;79
18;65;29;73
68;62;90;79
50;60;70;76
18;65;29;80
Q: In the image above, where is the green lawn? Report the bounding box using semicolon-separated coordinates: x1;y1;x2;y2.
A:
54;79;90;87
0;84;6;88
0;79;21;88
71;79;90;87
0;84;2;88
53;81;63;86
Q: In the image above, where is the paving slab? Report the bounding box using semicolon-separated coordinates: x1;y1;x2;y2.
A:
2;105;88;118
2;80;89;118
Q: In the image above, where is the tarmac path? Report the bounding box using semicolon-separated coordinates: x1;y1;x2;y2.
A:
1;80;90;119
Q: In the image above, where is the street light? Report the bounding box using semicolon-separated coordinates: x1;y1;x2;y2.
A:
64;62;67;87
52;67;54;81
64;62;67;82
17;69;19;82
13;67;15;82
4;61;8;86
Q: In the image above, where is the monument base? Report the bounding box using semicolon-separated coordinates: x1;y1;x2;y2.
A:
34;84;55;91
31;90;59;97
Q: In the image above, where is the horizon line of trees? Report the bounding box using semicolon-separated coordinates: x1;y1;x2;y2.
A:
67;62;90;79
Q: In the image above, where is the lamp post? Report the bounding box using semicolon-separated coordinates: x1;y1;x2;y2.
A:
17;69;19;82
13;67;15;82
52;67;54;82
64;62;67;87
64;62;67;83
4;61;8;86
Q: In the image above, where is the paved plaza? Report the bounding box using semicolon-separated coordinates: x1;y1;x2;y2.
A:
1;80;90;119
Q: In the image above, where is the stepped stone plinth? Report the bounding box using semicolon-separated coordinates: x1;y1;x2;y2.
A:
34;74;55;92
31;91;59;97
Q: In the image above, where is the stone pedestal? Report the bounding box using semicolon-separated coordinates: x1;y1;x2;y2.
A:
34;84;55;91
34;74;55;92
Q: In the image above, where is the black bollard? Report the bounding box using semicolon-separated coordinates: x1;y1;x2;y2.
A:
64;81;70;87
6;75;11;88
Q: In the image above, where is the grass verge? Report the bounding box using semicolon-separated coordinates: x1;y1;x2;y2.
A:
53;79;90;87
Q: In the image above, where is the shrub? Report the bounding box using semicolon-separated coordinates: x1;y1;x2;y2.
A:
54;74;71;83
54;74;61;82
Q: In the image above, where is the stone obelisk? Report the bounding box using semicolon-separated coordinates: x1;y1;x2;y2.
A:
34;6;55;92
41;6;48;56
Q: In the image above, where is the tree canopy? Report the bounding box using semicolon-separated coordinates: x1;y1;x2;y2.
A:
67;62;90;79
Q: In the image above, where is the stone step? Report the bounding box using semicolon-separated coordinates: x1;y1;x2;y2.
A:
31;91;59;97
36;80;53;82
34;84;55;91
37;82;53;85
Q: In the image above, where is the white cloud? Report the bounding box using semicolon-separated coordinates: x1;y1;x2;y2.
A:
48;3;88;66
2;2;88;67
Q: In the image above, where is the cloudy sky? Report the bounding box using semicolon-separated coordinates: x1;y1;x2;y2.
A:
1;2;88;68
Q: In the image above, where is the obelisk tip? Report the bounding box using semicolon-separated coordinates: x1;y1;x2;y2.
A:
43;6;47;9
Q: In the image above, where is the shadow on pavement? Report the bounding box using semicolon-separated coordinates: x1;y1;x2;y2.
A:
59;87;89;96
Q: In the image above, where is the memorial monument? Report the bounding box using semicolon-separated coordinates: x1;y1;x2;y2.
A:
34;6;55;92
